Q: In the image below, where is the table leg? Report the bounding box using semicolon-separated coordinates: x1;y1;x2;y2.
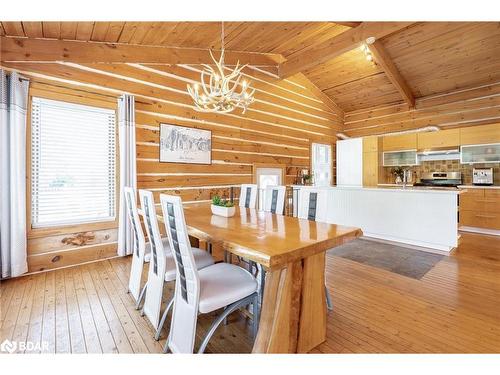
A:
297;252;327;353
252;261;303;353
252;252;328;353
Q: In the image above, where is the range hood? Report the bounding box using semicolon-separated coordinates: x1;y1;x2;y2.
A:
417;148;460;161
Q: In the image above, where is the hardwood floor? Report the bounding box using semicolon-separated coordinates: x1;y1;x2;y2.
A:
1;232;500;354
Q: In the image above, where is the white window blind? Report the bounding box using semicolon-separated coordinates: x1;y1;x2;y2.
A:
31;97;116;228
312;143;332;187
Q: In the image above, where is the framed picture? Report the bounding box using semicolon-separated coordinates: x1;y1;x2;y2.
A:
159;124;212;164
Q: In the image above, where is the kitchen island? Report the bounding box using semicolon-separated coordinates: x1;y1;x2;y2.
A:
294;185;462;253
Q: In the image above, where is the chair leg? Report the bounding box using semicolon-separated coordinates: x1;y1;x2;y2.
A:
135;283;147;310
252;293;260;339
198;292;258;354
155;297;174;341
325;285;333;311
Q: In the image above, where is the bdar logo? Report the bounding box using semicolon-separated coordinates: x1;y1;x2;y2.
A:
1;339;17;353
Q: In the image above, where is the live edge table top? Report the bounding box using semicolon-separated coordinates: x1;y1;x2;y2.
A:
149;203;362;270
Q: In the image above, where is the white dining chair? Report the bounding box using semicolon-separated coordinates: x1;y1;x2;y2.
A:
239;184;258;209
297;188;333;311
160;194;259;354
139;189;214;341
123;187;151;310
262;185;286;215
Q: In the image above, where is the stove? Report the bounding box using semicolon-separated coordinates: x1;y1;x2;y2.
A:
413;172;462;188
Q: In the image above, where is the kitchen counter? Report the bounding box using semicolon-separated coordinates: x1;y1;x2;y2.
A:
458;185;500;190
294;185;459;252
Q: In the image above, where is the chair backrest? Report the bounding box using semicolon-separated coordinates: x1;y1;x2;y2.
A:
239;184;258;208
138;190;167;278
160;194;200;354
123;187;146;259
297;188;328;222
263;185;286;215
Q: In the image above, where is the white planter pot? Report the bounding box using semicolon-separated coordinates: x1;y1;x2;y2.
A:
211;204;236;217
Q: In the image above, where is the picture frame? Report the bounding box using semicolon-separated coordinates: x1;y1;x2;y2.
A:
159;123;212;165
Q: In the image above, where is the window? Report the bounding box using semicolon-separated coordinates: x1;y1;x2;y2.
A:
255;167;283;210
312;143;332;186
31;97;116;228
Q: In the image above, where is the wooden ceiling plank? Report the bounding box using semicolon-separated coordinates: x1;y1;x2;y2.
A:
60;22;78;40
90;22;110;42
369;40;415;108
293;73;345;118
2;22;25;36
0;37;282;66
127;23;151;45
104;22;125;43
279;22;414;79
0;23;4;36
42;22;61;39
75;22;95;41
22;22;43;38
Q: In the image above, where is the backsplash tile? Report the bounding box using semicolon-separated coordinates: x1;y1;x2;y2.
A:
383;161;500;185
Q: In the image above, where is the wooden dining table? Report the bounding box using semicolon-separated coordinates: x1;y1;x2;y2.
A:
145;202;362;353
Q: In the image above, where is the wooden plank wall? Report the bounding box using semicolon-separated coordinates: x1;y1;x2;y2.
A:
2;62;341;272
343;80;500;137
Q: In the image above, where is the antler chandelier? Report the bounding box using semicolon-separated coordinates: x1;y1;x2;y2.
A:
187;22;255;114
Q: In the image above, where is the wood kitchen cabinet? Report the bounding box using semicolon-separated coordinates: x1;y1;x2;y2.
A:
362;136;381;186
382;133;417;151
459;188;500;230
460;123;500;145
417;129;460;149
363;151;379;186
363;136;379;153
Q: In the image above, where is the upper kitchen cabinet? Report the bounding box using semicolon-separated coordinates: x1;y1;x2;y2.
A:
461;143;500;164
363;136;379;153
460;123;500;145
417;129;460;150
382;133;417;151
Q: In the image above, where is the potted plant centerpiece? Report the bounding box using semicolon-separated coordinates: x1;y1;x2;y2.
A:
211;195;236;217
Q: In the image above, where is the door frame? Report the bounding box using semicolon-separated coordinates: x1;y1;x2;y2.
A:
252;163;286;185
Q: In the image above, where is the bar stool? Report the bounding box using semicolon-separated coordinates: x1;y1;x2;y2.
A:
160;194;259;353
297;188;334;311
123;187;170;310
139;189;214;340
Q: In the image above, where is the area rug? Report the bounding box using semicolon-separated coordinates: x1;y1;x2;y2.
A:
328;238;444;279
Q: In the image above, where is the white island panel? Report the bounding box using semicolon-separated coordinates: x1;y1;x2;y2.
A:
296;186;459;252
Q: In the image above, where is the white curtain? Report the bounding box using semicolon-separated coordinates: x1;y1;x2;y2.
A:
0;70;29;278
117;94;137;256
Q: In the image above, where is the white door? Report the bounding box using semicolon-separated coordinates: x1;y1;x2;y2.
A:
311;143;332;187
255;168;283;210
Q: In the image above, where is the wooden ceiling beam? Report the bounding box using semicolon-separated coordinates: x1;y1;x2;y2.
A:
368;40;415;108
0;36;283;66
279;22;414;79
333;22;362;28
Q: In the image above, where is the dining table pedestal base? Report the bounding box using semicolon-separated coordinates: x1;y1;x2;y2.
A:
252;252;327;353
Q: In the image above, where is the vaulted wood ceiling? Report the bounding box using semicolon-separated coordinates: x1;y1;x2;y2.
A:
2;21;500;113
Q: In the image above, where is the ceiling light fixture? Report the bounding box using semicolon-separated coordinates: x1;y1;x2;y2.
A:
360;37;376;62
187;22;255;114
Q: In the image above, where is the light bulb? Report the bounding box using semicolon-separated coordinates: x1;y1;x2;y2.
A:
194;83;199;91
360;44;366;52
366;54;373;62
242;80;247;87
